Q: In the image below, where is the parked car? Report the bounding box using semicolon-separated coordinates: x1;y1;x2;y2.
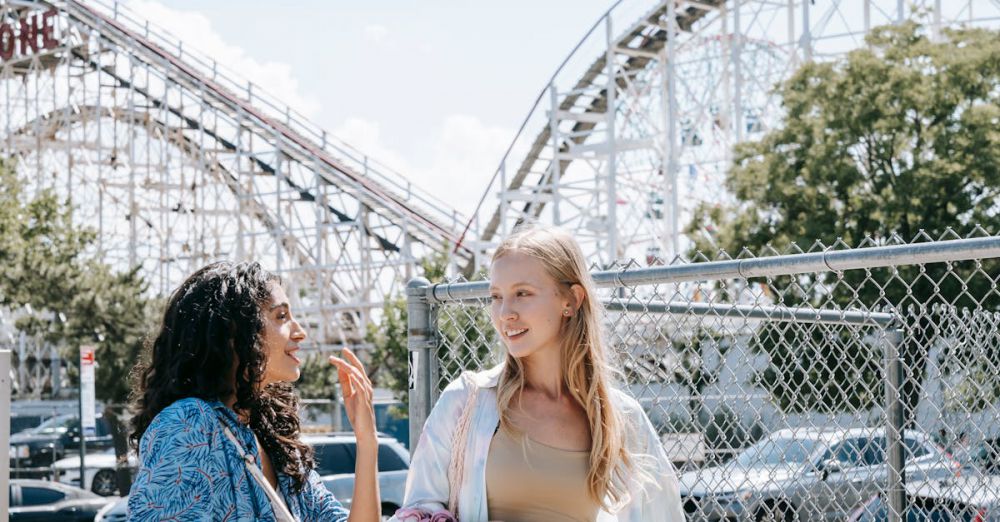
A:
94;495;128;522
308;433;410;515
10;414;48;435
52;448;137;496
848;475;1000;521
87;434;409;519
10;414;114;477
679;428;961;521
9;479;116;521
960;438;1000;476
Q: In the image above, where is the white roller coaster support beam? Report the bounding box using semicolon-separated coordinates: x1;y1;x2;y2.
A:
605;15;619;263
665;0;679;259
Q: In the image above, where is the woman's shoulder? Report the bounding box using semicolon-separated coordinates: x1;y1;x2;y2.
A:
427;364;503;418
608;386;644;415
143;397;224;443
156;397;220;421
443;364;504;393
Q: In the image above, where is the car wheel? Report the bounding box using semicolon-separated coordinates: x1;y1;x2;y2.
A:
381;503;399;522
91;469;118;496
755;500;793;522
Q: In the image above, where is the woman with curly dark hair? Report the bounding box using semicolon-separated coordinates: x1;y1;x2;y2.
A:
127;261;380;522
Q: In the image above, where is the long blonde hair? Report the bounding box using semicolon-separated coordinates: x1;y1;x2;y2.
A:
492;226;635;509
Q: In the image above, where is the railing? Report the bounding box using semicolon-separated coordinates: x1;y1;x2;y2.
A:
76;0;470;239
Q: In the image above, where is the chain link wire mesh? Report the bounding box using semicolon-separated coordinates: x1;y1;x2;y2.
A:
412;231;1000;522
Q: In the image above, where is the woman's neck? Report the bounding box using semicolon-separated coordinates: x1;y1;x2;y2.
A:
521;345;565;400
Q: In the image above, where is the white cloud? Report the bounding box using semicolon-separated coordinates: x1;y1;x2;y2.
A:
120;2;517;232
123;0;321;118
333;115;518;221
363;24;389;45
424;115;513;216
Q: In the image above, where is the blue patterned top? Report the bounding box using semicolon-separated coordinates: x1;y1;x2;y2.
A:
127;397;349;522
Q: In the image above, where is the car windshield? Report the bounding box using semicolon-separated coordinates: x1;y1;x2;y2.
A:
733;437;820;467
27;415;75;435
313;442;357;476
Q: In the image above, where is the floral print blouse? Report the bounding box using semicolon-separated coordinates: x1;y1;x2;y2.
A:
127;397;349;522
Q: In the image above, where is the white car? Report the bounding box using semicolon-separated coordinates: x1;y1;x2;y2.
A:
94;495;128;522
680;428;960;521
848;474;1000;521
51;448;136;496
307;433;410;517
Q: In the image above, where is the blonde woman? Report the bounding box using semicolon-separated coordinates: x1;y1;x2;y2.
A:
393;227;683;522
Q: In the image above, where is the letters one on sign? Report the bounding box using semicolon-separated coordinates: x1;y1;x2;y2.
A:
0;9;59;61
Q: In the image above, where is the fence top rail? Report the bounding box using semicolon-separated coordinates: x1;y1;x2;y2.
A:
604;300;897;327
424;236;1000;303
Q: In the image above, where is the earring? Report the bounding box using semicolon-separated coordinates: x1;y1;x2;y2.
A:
563;308;571;316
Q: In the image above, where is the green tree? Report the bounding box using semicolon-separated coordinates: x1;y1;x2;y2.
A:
0;160;156;404
687;22;1000;421
366;295;408;406
368;248;498;408
296;353;339;400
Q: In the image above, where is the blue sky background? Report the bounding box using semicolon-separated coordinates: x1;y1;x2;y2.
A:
130;0;616;214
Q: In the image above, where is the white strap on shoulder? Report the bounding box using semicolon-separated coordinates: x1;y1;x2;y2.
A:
218;420;297;522
446;371;481;517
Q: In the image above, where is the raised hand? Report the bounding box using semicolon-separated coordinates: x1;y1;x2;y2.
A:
329;347;377;441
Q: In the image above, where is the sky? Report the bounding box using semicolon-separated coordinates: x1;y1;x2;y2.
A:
125;0;618;217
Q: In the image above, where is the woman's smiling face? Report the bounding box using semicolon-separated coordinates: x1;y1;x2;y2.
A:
489;251;572;359
259;283;307;386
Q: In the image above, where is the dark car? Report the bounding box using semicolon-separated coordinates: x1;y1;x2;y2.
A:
10;414;47;435
10;414;114;477
10;479;115;521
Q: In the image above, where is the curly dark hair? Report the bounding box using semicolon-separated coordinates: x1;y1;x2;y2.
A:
129;261;315;491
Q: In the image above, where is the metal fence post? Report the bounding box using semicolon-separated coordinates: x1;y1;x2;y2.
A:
1;349;10;519
884;328;906;522
407;277;433;454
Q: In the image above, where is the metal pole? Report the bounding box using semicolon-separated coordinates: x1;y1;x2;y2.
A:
864;0;871;35
499;161;508;238
427;237;1000;300
665;0;679;260
406;277;433;454
732;0;744;143
549;84;562;225
78;365;86;489
885;328;906;522
605;15;618;265
802;0;812;61
332;386;343;432
1;350;10;519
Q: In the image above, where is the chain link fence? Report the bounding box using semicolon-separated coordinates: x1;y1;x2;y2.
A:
407;232;1000;522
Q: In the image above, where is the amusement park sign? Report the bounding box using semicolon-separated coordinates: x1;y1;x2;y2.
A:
0;8;59;61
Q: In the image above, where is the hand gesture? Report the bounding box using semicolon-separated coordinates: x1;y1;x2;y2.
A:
329;348;377;441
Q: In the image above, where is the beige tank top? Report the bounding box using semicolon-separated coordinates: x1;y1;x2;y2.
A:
485;428;600;522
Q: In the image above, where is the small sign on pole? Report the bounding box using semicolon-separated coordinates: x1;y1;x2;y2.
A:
79;344;96;484
79;345;96;437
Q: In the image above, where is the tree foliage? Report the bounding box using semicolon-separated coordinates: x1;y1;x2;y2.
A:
0;160;156;403
687;23;1000;418
368;248;497;408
